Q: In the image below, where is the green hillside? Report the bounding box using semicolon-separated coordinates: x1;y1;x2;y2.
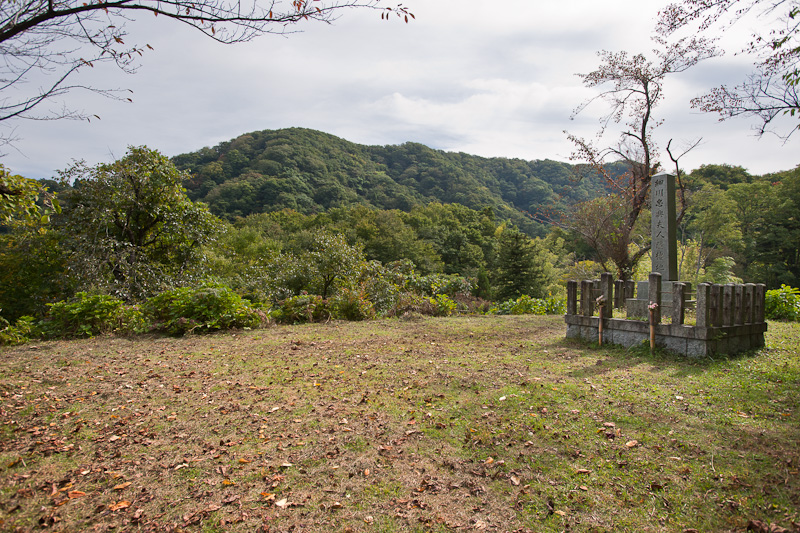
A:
172;128;610;234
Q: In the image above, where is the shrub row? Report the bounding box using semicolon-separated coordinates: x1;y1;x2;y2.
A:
0;284;266;345
0;282;569;345
490;295;566;316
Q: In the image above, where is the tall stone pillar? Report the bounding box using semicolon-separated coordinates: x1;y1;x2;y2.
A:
651;173;678;281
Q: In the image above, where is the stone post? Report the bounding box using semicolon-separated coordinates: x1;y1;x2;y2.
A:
710;284;722;327
580;280;594;317
754;284;766;323
614;280;625;309
566;281;578;316
648;272;662;324
672;282;686;325
625;280;635;300
734;285;744;325
722;284;735;326
743;284;755;324
696;283;710;328
600;273;613;319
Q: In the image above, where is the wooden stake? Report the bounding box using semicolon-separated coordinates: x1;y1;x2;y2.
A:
598;305;604;346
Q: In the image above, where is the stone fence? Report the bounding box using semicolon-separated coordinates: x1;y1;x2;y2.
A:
564;272;768;357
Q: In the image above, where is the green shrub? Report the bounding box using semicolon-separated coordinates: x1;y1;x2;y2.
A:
452;293;492;314
384;293;428;318
765;285;800;321
143;283;265;335
408;273;474;297
43;292;143;338
543;295;567;315
0;315;37;346
490;295;566;316
359;261;403;315
428;294;457;317
273;294;331;324
330;288;376;321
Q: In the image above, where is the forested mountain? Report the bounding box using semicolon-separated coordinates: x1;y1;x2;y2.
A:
171;128;612;234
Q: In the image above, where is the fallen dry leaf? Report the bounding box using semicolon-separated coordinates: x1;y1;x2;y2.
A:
275;498;289;509
626;440;639;448
68;490;86;499
745;519;792;533
112;482;132;491
109;500;131;511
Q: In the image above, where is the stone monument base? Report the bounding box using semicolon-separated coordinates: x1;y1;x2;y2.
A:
626;280;693;319
564;273;767;358
565;315;766;357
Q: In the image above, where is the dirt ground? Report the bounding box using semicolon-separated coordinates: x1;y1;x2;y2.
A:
1;315;798;533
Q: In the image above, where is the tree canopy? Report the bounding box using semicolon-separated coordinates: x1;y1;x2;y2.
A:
56;146;219;300
171;127;612;237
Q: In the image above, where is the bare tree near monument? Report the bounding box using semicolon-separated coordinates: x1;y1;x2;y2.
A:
0;0;413;147
563;37;717;280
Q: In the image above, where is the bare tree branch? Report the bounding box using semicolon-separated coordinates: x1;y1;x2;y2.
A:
562;37;716;279
0;0;414;146
657;0;800;138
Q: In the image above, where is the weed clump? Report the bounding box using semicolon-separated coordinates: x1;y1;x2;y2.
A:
143;283;265;335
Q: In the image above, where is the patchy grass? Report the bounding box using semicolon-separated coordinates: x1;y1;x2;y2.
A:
0;315;798;532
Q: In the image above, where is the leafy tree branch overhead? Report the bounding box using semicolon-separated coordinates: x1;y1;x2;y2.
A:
0;0;413;140
657;0;800;138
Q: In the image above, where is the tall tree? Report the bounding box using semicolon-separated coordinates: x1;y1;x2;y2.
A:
564;37;716;279
493;226;554;301
680;183;743;281
0;1;412;145
742;167;800;286
56;146;220;300
658;0;800;138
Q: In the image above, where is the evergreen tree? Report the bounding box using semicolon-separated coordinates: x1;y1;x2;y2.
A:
493;227;553;300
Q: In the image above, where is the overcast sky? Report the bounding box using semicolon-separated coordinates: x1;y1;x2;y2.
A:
2;0;798;180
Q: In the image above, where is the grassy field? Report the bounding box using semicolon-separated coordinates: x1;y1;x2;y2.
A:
1;315;798;532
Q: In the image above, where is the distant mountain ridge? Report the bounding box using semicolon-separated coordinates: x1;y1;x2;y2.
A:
172;127;613;234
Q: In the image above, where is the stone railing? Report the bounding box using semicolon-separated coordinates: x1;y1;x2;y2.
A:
564;272;768;357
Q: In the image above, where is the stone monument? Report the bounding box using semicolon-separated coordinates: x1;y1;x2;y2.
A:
650;173;678;281
627;172;689;318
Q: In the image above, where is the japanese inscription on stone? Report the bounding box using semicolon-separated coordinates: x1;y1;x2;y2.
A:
651;173;677;280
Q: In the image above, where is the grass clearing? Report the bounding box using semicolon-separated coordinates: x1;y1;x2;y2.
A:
1;315;798;532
